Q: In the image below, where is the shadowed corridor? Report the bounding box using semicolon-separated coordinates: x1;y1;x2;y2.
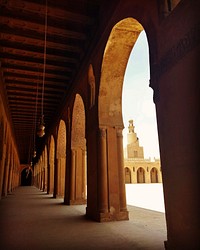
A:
0;186;166;250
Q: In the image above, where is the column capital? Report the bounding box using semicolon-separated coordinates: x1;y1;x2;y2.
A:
99;127;107;138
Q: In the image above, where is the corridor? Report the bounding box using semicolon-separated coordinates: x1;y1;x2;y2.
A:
0;186;167;250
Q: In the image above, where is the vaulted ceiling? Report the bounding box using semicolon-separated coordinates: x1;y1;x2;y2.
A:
0;0;109;164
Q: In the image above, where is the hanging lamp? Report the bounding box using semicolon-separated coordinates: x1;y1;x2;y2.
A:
37;0;48;138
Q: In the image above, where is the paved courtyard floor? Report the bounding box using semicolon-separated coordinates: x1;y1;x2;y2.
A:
0;186;167;250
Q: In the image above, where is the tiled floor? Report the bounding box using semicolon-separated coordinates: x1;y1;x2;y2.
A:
0;186;167;249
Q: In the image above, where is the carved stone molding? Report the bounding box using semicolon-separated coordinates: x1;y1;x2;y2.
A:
150;22;200;103
158;23;200;77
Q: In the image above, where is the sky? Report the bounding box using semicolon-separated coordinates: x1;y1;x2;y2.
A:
122;31;160;159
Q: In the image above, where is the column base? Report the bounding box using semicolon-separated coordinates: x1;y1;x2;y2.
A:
53;194;64;199
86;207;129;222
69;199;87;205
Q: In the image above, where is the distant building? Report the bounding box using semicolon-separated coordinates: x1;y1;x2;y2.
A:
124;120;162;184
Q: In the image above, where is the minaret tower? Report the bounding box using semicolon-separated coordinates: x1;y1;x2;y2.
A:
127;120;144;159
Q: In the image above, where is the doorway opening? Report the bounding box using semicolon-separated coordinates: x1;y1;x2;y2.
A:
21;167;32;186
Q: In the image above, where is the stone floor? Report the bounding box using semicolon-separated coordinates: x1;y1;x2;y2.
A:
0;186;167;250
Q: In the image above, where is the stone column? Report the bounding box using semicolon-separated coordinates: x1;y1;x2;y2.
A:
116;128;127;212
158;169;163;183
56;158;61;196
60;157;66;197
0;143;6;199
8;156;13;193
3;154;10;197
39;164;43;190
47;163;50;194
82;149;86;199
53;158;58;198
98;128;108;213
42;168;45;191
70;149;76;201
146;168;151;183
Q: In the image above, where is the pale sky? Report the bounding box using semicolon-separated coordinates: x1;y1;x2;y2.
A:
122;31;160;159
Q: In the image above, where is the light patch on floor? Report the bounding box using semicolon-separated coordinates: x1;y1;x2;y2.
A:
126;183;165;213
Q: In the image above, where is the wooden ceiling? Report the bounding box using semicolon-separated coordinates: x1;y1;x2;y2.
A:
0;0;106;164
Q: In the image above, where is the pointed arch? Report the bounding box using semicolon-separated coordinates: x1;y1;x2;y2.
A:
70;94;86;204
56;119;66;198
49;135;55;194
150;167;158;183
92;17;143;221
99;18;143;127
125;167;131;183
137;167;145;183
43;145;48;191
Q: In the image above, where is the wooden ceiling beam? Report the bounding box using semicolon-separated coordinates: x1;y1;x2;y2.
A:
8;98;60;107
4;72;69;83
3;67;70;81
5;77;69;88
1;51;76;68
0;33;83;53
0;40;80;59
6;82;66;93
2;62;72;77
1;47;78;64
0;24;86;47
0;0;94;26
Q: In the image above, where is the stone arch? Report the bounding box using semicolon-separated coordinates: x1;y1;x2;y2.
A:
93;17;143;221
70;93;86;204
43;145;48;191
39;154;44;190
99;18;143;127
88;64;96;109
48;135;55;194
56;119;66;198
125;167;131;184
150;167;158;183
137;167;145;183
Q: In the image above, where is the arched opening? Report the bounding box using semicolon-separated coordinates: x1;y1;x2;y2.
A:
121;24;165;213
99;18;143;127
49;135;55;194
150;167;158;183
56;120;66;198
97;17;144;221
137;167;145;183
21;167;32;186
42;146;48;192
125;167;131;183
70;94;86;205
